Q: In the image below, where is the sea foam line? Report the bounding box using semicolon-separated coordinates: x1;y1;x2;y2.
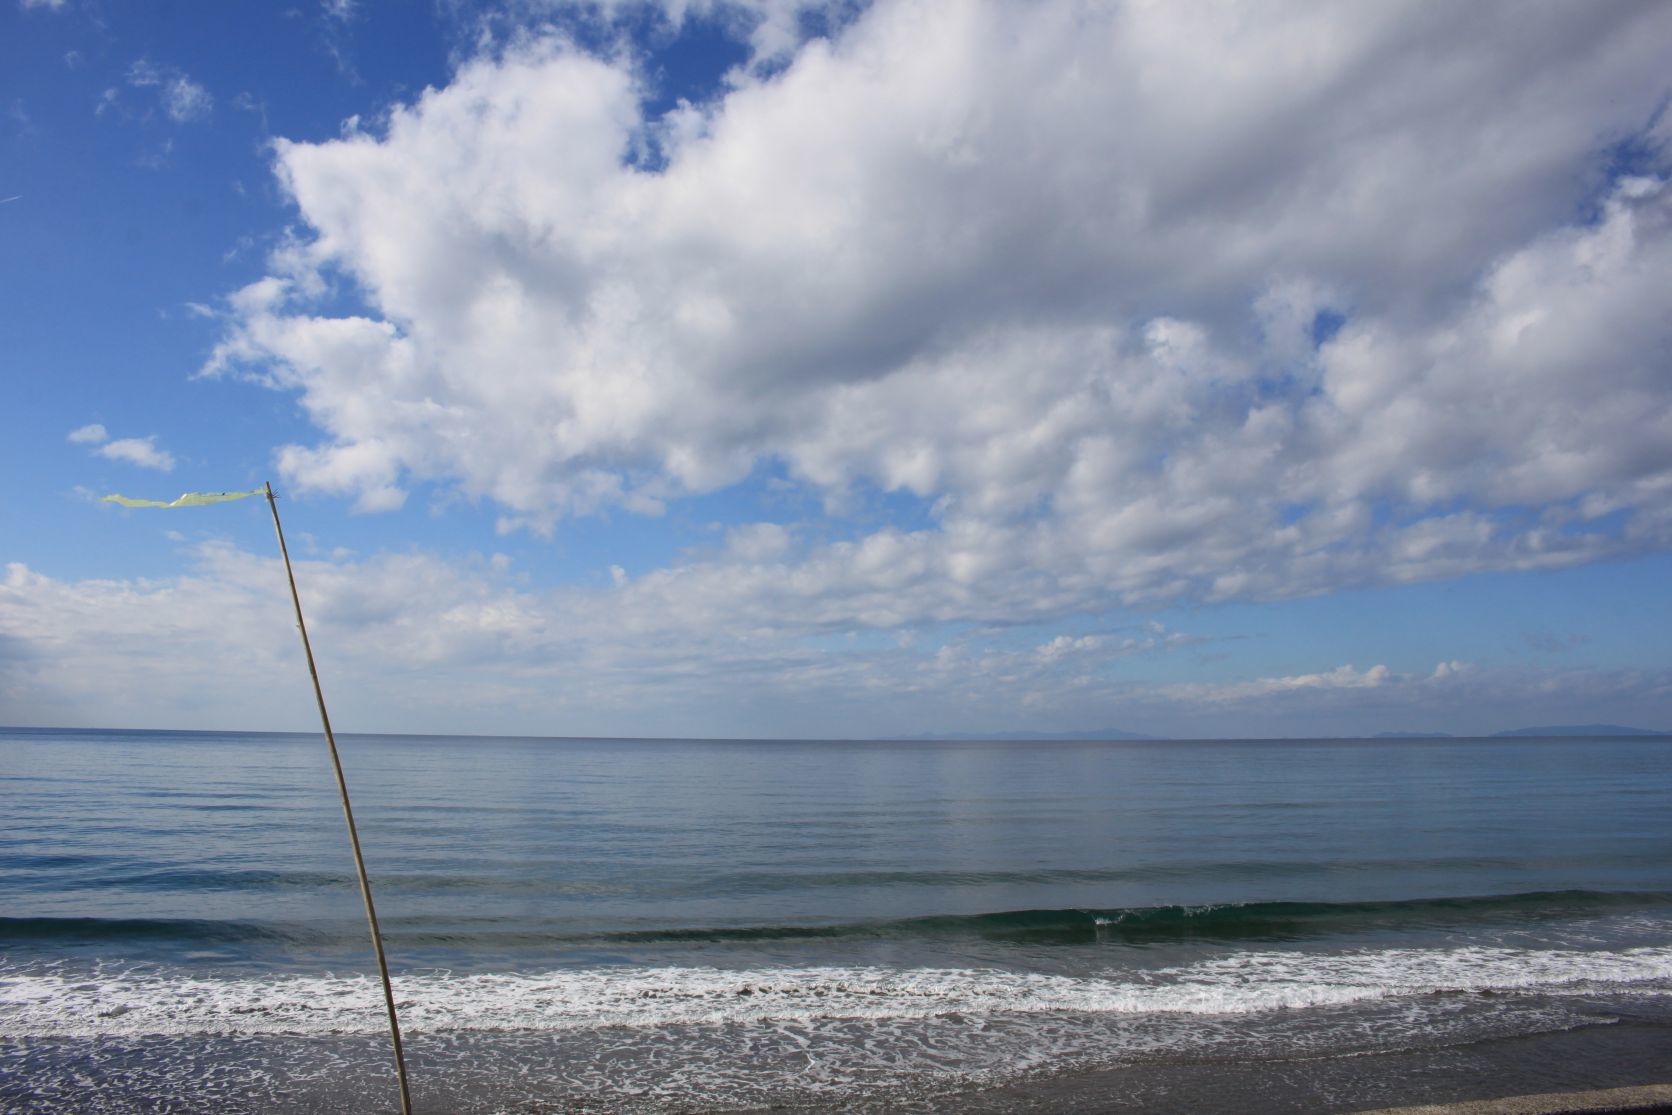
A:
3;945;1670;1038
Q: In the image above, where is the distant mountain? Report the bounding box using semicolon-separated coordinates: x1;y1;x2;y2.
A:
1490;724;1671;738
884;728;1165;742
880;724;1669;743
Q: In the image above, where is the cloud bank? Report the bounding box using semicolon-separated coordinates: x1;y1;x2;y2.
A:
6;546;1667;737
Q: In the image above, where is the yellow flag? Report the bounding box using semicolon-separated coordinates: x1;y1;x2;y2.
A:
102;490;265;508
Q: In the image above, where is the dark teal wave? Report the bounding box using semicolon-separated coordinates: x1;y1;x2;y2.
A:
589;889;1672;945
48;868;353;893
7;890;1670;950
19;856;1667;900
0;916;334;945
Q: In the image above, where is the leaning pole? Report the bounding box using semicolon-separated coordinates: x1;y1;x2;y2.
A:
264;481;414;1115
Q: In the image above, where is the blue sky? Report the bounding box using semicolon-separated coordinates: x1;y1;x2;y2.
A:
4;0;1671;738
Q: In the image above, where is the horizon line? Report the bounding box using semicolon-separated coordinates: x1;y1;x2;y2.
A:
3;724;1669;743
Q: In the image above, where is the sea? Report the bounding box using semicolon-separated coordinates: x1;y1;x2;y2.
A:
3;728;1671;1114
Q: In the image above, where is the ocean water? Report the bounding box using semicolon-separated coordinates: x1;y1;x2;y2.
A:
3;728;1671;1113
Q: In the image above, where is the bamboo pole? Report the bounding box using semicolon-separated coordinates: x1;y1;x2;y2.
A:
265;481;413;1115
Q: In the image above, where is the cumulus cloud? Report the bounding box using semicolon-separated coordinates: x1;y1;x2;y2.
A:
69;424;176;471
97;437;176;471
203;0;1672;633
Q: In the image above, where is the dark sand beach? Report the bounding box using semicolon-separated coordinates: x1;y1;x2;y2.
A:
865;1021;1672;1114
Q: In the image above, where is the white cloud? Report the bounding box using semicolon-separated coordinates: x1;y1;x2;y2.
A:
126;60;213;123
96;436;176;472
3;546;1664;738
724;522;792;562
0;552;303;729
469;0;847;67
1035;635;1100;664
164;79;211;123
5;98;30;140
1161;663;1394;704
19;0;69;11
69;424;176;471
125;60;165;85
203;0;1672;634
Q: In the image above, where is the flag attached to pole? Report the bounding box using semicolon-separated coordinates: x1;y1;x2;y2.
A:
102;490;265;508
94;479;415;1113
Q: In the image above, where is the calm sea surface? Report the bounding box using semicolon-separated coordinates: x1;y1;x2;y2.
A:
3;728;1671;1112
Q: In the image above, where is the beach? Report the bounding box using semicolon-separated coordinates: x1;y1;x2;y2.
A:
941;1024;1672;1114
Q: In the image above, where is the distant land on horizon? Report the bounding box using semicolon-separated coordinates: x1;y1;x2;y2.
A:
886;724;1671;742
1488;724;1672;738
884;728;1165;742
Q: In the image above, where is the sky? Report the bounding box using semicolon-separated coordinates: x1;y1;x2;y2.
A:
3;0;1671;740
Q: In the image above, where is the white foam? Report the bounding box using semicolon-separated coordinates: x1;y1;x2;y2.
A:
3;945;1669;1039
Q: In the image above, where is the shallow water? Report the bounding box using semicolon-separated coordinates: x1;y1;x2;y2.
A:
4;728;1671;1111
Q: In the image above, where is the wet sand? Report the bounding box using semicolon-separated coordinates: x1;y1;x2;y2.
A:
864;1019;1672;1115
1358;1082;1672;1113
